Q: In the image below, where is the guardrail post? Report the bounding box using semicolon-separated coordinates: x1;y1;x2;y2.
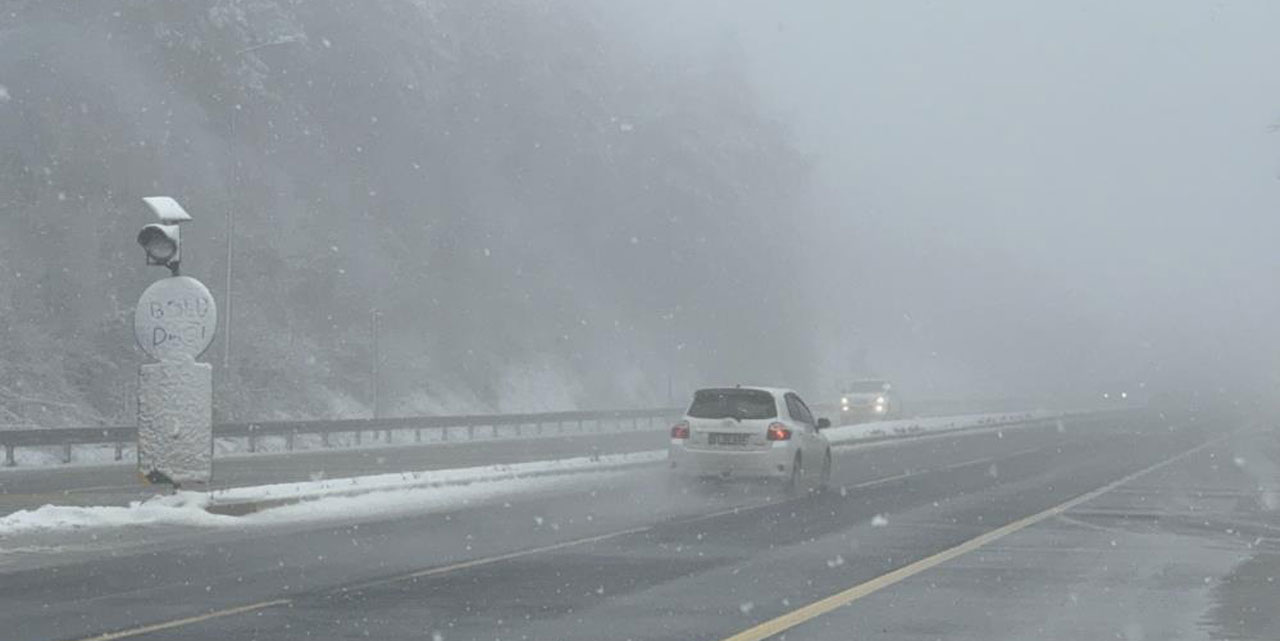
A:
322;432;330;448
632;417;638;431
355;430;362;446
415;429;422;443
536;421;543;435
577;419;584;433
557;420;564;434
115;441;124;461
247;426;257;453
491;424;498;438
63;442;72;463
467;425;475;440
4;444;15;466
384;429;392;443
515;423;522;437
286;431;295;452
440;427;447;443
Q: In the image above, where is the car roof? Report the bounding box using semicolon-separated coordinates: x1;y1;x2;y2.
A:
693;386;795;398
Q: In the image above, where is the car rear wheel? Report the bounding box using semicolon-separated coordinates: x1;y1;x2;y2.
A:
817;449;832;492
784;452;803;495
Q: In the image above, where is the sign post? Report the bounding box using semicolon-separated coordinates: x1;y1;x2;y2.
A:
134;198;217;487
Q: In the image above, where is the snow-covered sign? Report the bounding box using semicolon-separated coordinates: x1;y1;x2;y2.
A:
134;276;217;361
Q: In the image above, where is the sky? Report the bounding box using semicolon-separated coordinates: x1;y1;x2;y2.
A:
598;0;1280;402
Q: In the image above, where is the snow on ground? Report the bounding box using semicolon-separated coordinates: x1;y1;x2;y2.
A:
0;492;231;535
209;450;664;504
0;410;1061;537
0;452;659;538
245;469;633;527
823;410;1053;445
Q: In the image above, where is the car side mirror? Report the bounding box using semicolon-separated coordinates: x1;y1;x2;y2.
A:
816;418;831;430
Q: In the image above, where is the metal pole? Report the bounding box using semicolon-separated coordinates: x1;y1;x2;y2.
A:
371;309;380;419
222;106;235;371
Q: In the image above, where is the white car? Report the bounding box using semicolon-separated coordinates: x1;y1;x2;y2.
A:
839;379;899;423
668;386;832;491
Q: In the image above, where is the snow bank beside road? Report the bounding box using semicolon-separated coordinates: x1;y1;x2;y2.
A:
0;452;660;537
824;410;1054;445
209;450;663;506
0;492;231;536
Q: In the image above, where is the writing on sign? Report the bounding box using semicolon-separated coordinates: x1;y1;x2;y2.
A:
134;276;217;361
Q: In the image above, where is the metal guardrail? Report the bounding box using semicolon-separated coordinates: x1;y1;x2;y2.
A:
0;407;687;467
0;397;1066;467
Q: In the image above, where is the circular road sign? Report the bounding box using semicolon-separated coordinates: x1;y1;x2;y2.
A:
134;276;217;361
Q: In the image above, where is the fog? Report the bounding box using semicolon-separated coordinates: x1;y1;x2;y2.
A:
607;0;1280;404
2;1;1277;426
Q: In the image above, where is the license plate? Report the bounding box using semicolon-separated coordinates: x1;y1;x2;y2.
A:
708;433;749;446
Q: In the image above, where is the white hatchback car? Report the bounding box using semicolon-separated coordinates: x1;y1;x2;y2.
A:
668;386;832;490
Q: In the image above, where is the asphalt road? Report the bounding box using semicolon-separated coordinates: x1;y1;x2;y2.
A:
3;410;1277;641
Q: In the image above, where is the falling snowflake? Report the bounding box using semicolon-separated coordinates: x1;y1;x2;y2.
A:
739;601;755;614
826;554;845;568
871;514;888;527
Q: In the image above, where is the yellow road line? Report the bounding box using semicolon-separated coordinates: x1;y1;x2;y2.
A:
72;599;292;641
717;434;1225;641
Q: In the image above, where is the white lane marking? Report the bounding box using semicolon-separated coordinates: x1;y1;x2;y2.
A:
1054;513;1124;533
341;524;654;592
72;599;292;641
851;472;914;489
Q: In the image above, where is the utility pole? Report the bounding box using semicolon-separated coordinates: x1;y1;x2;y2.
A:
222;104;238;371
370;309;381;419
222;204;233;368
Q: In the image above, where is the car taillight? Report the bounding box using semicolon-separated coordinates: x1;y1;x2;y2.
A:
766;422;791;441
670;421;690;439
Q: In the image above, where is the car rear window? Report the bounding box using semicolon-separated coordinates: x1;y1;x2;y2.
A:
687;389;777;420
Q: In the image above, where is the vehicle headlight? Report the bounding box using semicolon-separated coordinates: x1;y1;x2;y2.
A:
875;396;886;404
